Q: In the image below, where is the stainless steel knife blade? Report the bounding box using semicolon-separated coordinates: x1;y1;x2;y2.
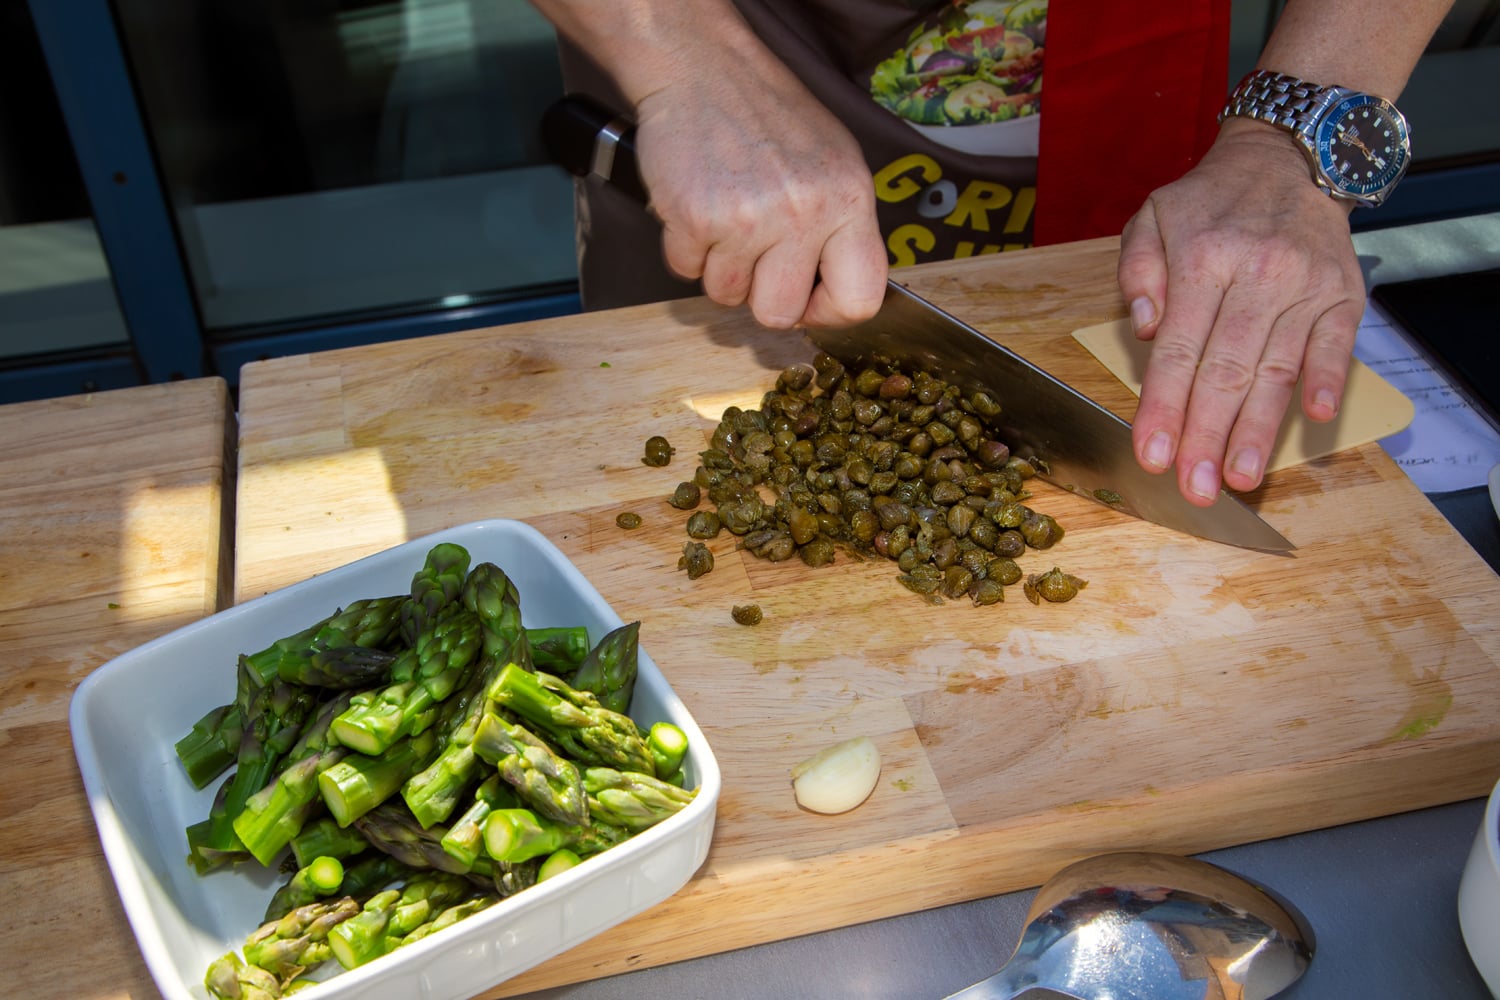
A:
806;280;1294;552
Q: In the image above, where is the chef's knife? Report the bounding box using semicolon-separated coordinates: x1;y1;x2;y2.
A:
541;96;1294;552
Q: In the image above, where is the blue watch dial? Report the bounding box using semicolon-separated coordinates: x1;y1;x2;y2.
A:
1314;94;1409;198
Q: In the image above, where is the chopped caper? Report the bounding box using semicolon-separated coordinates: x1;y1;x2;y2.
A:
686;510;722;539
678;541;714;580
731;604;764;626
615;512;643;530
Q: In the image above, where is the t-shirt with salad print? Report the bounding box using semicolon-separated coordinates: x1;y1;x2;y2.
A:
555;0;1228;311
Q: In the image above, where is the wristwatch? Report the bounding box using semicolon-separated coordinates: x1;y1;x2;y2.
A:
1219;69;1411;208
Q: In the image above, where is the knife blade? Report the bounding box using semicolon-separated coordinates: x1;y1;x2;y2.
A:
541;95;1293;551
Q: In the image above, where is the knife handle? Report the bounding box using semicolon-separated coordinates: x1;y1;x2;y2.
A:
540;94;648;204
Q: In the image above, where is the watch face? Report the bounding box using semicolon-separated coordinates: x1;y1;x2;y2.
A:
1315;93;1410;201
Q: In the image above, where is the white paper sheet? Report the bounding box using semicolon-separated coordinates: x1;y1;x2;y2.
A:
1353;301;1500;494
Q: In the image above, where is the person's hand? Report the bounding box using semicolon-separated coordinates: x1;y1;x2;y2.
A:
1117;118;1366;506
633;66;889;329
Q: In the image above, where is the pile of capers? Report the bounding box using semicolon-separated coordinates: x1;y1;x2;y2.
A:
663;351;1084;605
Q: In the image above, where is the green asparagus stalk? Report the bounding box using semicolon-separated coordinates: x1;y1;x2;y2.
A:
351;800;475;875
526;626;590;674
326;872;474;970
537;848;584;882
481;808;626;865
583;766;697;832
330;607;483;755
461;561;523;661
471;711;589;827
275;644;398;690
234;691;357;866
337;851;417;901
241;895;362;982
186;773;238;874
193;677;320;866
318;728;439;828
204;950;283;1000
290;816;370;869
242;596;407;687
439;773;521;869
647;721;689;782
491;663;654;774
264;855;346;922
402;627;531;829
567;620;641;715
398;542;471;647
398;896;497;946
175;702;244;790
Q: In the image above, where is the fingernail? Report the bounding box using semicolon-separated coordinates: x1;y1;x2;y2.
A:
1230;448;1262;482
1129;296;1156;332
1189;460;1220;499
1143;430;1172;470
1313;388;1338;416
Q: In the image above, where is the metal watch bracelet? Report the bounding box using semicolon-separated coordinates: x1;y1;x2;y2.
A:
1218;70;1331;132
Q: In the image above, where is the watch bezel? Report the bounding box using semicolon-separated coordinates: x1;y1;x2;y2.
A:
1310;90;1411;206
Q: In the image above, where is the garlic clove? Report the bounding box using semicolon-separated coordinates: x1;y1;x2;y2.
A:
791;736;881;814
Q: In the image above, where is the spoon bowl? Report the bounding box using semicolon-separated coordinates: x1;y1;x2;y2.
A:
946;852;1314;1000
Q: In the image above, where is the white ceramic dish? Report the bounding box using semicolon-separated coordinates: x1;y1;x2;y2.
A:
1459;774;1500;997
70;519;720;1000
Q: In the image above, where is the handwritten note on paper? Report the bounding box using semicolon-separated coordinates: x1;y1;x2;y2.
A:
1353;302;1500;494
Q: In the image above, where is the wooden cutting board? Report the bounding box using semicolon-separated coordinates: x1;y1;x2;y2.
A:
234;237;1500;996
0;378;236;1000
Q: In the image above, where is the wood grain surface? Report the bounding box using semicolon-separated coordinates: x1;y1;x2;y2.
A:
230;237;1500;997
0;378;235;1000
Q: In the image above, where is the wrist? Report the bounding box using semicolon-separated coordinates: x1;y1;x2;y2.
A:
534;0;775;108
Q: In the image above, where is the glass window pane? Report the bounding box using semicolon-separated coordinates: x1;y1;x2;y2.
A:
112;0;578;336
0;0;130;366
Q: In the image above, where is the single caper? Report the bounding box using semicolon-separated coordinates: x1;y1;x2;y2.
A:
615;512;643;530
642;435;675;467
799;537;837;567
686;510;722;539
731;604;764;626
678;541;714;580
670;482;702;510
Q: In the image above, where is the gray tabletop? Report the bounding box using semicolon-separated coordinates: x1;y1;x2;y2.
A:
518;212;1500;1000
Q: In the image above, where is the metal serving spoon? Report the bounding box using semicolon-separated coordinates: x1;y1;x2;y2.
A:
944;852;1315;1000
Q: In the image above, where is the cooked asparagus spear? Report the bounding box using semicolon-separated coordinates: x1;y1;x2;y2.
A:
352;800;475;875
398;542;471;647
195;676;320;867
525;626;590;674
439;773;521;870
470;711;588;827
583;766;697;832
318;728;439;828
490;663;654;774
647;721;689;782
402;626;532;828
264;855;346;922
481;807;626;864
204;894;363;998
177;596;405;790
234;691;357;866
566;620;640;714
326;871;474;970
290;816;370;869
329;607;483;755
461;561;523;661
398;896;497;946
